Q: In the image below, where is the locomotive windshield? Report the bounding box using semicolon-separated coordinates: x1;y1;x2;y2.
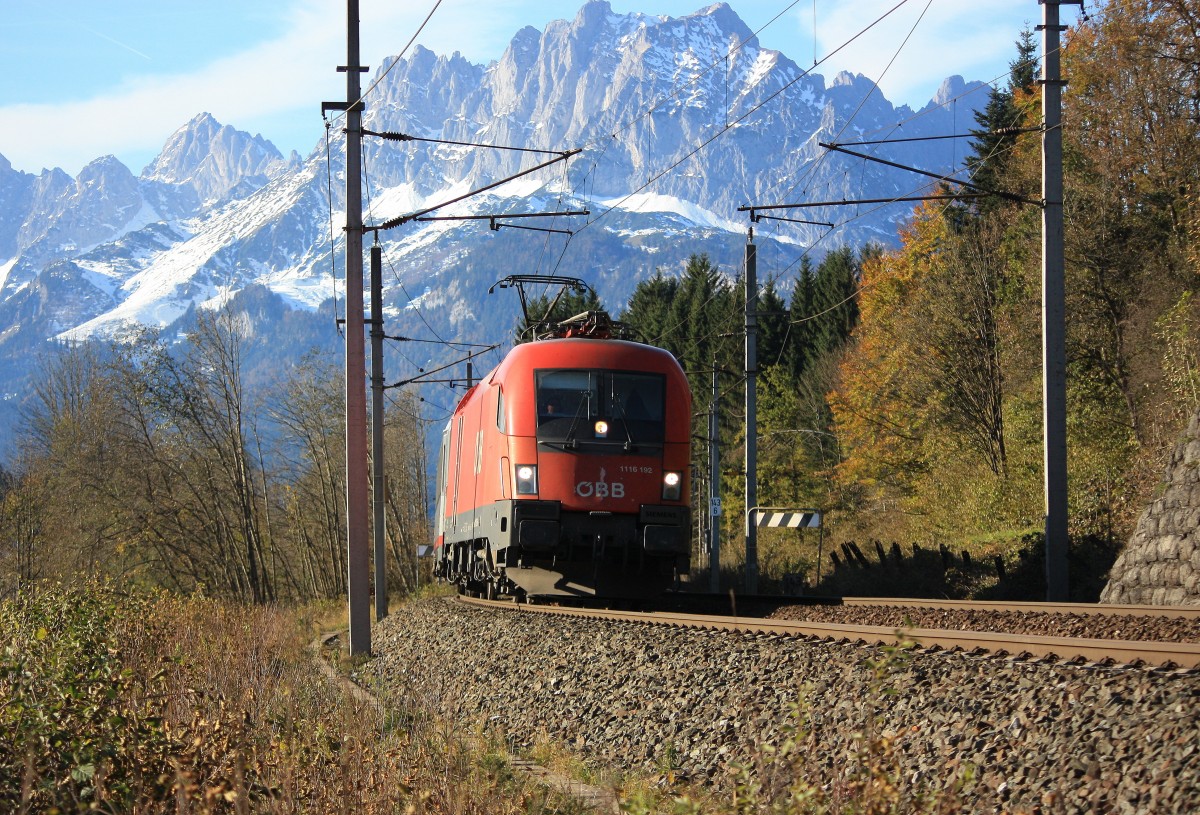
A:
535;369;665;452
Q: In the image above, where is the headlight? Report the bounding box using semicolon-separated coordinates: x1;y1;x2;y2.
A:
515;464;538;495
594;420;609;438
662;470;682;501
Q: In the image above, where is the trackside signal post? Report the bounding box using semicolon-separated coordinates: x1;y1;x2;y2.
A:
751;509;823;584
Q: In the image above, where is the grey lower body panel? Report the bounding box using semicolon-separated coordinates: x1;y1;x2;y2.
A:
437;500;690;597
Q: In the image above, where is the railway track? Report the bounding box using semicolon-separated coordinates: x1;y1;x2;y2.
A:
369;595;1200;812
824;596;1200;618
459;594;1200;669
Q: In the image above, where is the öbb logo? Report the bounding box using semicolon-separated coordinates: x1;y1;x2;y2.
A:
576;468;624;499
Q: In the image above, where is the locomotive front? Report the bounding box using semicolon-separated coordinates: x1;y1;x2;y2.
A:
434;315;692;599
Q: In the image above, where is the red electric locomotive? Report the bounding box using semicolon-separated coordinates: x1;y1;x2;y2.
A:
432;310;692;599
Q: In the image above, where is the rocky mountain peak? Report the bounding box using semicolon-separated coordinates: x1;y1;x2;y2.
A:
77;154;136;187
365;0;806;205
930;74;984;108
0;154;34;262
18;155;142;258
573;0;616;29
141;112;289;206
830;70;865;88
0;1;995;458
690;2;755;46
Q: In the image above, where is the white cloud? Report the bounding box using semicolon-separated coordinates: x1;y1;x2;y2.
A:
0;0;1067;176
809;0;1042;106
0;0;581;176
0;1;347;175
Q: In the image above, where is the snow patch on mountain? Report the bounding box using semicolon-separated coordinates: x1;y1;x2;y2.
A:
599;192;742;233
0;0;996;459
57;164;324;340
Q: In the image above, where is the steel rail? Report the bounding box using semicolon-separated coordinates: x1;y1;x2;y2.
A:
834;597;1200;619
458;596;1200;669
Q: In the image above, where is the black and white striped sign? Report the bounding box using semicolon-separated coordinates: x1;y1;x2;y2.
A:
754;510;821;529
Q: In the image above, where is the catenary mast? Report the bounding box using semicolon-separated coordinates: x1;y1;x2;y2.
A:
341;0;371;655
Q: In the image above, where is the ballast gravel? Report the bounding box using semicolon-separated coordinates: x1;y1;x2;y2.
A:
769;604;1200;643
362;597;1200;813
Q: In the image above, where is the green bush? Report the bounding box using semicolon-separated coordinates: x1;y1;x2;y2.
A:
0;581;176;811
1;581;593;813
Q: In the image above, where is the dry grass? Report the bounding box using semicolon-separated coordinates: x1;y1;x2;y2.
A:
3;581;979;814
0;581;588;813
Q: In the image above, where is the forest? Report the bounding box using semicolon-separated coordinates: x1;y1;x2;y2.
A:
0;309;431;603
1;0;1197;601
539;0;1200;592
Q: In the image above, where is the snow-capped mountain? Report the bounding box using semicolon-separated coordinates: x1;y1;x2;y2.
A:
0;1;990;455
141;112;297;205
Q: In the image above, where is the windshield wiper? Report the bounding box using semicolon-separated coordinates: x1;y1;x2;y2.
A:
610;391;638;451
562;388;591;449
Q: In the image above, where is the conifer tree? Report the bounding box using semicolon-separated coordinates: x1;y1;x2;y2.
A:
810;246;860;358
620;270;679;345
665;254;734;378
756;278;790;371
782;255;817;381
965;28;1037;212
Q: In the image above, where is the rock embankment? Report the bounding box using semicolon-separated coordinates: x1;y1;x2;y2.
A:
1103;410;1200;605
364;597;1199;813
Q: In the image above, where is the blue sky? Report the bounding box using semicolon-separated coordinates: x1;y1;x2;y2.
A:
0;1;1083;177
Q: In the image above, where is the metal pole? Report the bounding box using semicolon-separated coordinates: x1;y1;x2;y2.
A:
370;244;387;621
710;358;721;593
343;0;371;654
1041;0;1071;602
816;523;824;584
744;234;758;594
